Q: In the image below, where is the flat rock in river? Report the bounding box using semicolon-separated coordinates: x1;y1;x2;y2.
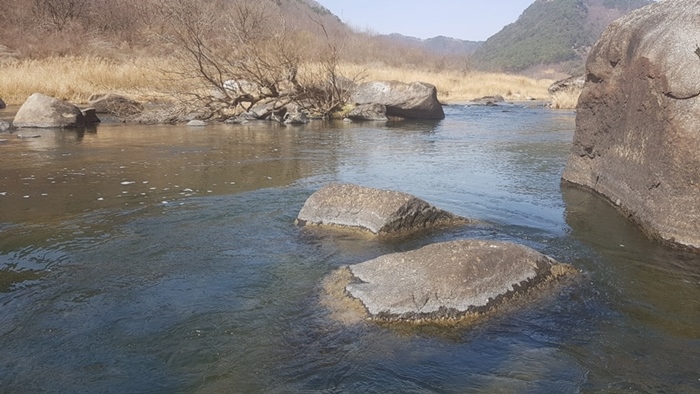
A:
325;240;575;323
296;183;466;235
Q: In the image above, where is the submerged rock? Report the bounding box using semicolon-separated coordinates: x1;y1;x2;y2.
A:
562;0;700;250
469;95;506;106
326;240;575;323
296;183;466;235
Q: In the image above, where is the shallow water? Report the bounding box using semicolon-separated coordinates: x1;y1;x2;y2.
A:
0;105;698;393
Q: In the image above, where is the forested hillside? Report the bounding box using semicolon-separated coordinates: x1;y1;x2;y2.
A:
0;0;345;58
0;0;466;70
471;0;652;73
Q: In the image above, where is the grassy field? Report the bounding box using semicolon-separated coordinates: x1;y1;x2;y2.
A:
0;56;557;106
550;88;582;109
0;57;168;105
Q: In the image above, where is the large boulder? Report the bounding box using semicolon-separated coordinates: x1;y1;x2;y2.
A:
346;103;388;122
562;0;700;250
12;93;85;128
87;93;143;117
350;81;445;120
325;240;575;322
296;183;466;235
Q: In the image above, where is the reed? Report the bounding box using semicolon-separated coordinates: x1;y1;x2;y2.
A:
0;56;554;106
550;88;581;109
0;56;167;105
338;63;554;102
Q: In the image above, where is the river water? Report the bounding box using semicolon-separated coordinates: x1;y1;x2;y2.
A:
0;104;698;393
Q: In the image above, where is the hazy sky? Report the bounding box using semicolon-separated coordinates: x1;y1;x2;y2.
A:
318;0;537;41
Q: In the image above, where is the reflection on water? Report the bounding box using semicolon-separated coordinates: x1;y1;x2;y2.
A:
0;123;325;223
0;105;698;393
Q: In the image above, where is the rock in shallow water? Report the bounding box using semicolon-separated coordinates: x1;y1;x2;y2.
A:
296;183;467;235
325;240;576;323
186;120;207;127
13;93;85;128
350;81;444;120
562;0;700;250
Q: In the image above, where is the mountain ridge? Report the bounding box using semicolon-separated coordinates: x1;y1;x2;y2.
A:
470;0;653;73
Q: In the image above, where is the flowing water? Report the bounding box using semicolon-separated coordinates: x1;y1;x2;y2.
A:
0;104;698;393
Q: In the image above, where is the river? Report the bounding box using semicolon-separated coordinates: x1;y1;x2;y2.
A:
1;104;698;393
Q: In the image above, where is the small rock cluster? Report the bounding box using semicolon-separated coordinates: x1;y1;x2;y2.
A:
6;92;147;131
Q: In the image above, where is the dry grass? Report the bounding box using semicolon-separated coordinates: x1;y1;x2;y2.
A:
339;63;555;102
0;56;169;105
0;56;555;106
550;88;581;109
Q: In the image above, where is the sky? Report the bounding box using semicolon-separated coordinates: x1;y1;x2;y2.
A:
318;0;537;41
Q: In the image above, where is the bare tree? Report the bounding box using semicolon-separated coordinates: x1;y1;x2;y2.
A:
32;0;87;31
156;0;298;118
292;13;363;118
157;0;361;120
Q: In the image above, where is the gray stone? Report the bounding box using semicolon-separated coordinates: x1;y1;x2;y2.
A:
0;98;6;109
222;79;273;102
80;108;101;125
548;74;585;95
469;95;506;106
346;103;388;122
0;120;11;132
351;81;444;120
331;240;575;322
186;120;207;127
13;93;85;128
249;99;287;121
88;93;143;116
226;112;259;124
296;183;466;235
283;104;309;125
562;0;700;250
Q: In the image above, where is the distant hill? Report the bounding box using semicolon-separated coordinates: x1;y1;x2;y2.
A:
470;0;653;73
379;34;483;56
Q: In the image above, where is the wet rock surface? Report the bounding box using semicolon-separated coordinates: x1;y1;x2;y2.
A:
296;183;466;235
326;240;575;322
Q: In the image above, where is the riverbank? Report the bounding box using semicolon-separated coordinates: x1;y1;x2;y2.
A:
0;56;555;106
